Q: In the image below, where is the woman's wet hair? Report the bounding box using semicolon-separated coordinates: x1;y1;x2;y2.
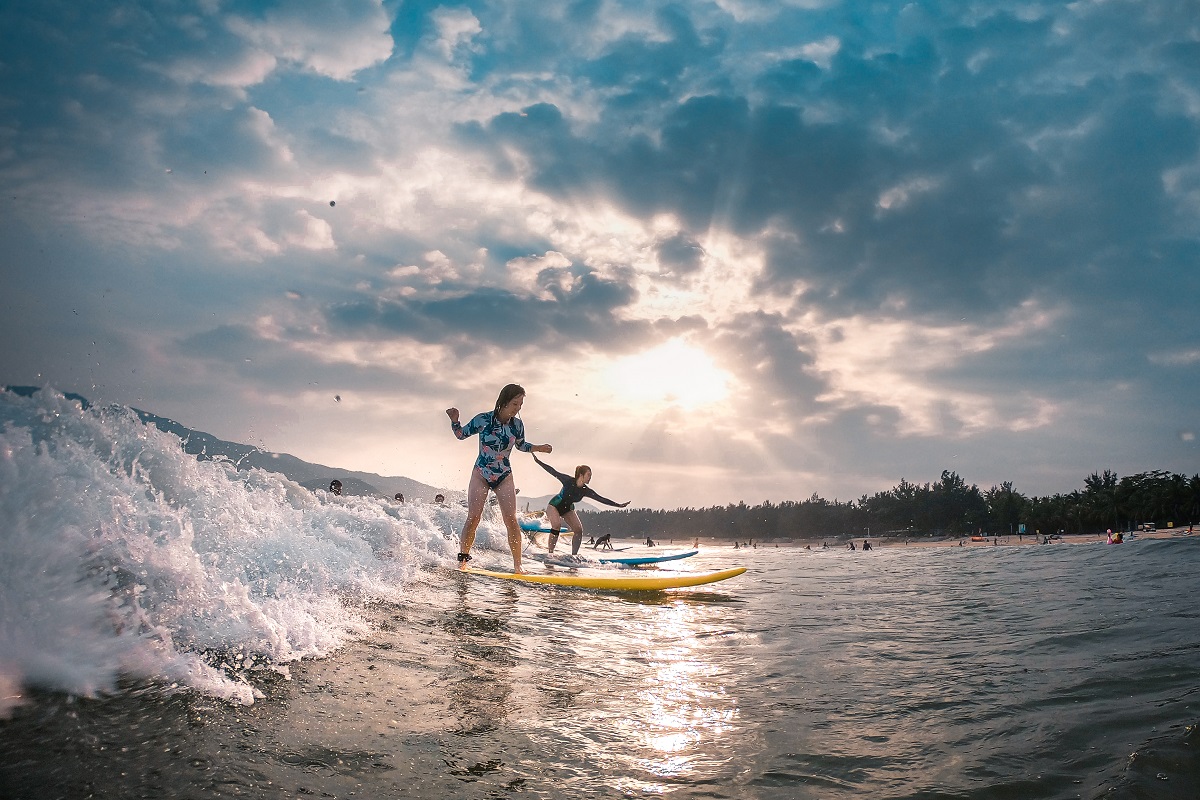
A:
493;383;525;417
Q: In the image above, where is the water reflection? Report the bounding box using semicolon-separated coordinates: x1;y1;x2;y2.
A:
530;589;588;712
616;589;745;607
441;578;519;737
608;600;743;794
422;573;757;795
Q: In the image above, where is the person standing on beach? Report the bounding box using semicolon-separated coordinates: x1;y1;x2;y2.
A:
447;384;552;573
532;454;629;556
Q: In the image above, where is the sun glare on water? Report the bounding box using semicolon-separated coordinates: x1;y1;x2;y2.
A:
605;340;731;411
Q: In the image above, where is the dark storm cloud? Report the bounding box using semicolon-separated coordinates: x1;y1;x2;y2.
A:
174;324;322;387
710;311;828;421
330;290;545;346
327;269;647;351
158;106;296;176
457;103;602;196
178;325;264;360
174;322;446;399
587;5;724;90
460;4;1200;326
654;231;706;277
0;0;389;194
0;5;212;180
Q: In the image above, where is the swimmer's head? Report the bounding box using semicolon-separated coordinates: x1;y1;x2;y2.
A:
494;383;526;419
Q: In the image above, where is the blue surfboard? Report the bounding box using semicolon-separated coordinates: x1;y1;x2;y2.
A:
598;549;699;566
519;518;570;533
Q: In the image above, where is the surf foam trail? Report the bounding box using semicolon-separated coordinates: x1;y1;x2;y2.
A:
0;387;480;717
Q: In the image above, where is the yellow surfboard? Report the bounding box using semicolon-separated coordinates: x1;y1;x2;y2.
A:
462;565;746;590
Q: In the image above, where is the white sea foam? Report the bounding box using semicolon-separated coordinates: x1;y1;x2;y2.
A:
0;388;495;717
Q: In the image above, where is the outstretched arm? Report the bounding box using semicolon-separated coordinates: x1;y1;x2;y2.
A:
532;453;571;483
513;419;551;454
582;487;629;508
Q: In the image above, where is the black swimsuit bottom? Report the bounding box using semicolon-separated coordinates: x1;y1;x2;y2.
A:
484;471;512;491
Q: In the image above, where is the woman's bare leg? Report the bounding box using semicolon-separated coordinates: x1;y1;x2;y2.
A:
545;505;565;552
495;476;522;572
458;470;490;567
564;510;585;555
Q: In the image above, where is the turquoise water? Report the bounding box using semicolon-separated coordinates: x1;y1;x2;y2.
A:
1;389;1197;799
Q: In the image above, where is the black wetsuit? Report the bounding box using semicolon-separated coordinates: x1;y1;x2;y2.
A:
533;455;623;513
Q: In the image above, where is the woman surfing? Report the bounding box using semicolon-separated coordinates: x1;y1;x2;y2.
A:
447;384;552;573
532;454;629;557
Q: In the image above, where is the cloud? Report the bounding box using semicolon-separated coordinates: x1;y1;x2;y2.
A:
710;310;827;424
429;7;483;61
1150;349;1200;367
654;231;707;277
225;0;394;84
3;0;1199;507
459;8;1199;330
325;262;644;353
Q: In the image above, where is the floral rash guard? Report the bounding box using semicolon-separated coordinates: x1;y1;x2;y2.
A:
451;411;533;486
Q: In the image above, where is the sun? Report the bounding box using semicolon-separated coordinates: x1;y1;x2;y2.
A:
605;339;731;411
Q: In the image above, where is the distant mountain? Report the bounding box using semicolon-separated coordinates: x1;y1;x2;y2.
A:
5;386;456;502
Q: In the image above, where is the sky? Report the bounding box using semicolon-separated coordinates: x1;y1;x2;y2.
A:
1;0;1197;509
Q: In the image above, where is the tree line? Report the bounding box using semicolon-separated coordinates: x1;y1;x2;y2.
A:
579;469;1200;541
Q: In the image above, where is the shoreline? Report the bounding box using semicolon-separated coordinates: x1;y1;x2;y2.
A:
646;528;1196;550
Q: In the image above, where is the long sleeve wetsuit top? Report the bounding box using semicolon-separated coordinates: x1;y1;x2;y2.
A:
534;455;623;513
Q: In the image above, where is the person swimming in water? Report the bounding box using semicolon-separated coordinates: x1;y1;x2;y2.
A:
447;384;552;573
532;454;629;556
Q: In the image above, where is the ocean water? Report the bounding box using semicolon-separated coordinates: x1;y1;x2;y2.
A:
1;388;1197;799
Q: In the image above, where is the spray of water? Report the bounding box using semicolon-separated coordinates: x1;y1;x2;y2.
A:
0;388;490;717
